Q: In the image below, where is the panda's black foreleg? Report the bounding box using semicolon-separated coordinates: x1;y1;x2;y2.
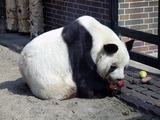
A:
82;31;97;72
75;68;112;99
84;52;97;72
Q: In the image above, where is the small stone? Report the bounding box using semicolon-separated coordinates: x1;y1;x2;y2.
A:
52;101;59;105
75;102;78;104
122;111;130;116
71;110;75;113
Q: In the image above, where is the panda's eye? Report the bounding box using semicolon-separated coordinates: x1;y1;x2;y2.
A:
108;66;117;73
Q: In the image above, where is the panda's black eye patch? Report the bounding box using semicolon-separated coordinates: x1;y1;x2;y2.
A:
108;66;117;73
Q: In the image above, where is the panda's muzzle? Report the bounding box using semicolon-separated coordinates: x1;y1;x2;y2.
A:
106;74;124;83
106;66;125;83
106;75;116;83
105;66;118;82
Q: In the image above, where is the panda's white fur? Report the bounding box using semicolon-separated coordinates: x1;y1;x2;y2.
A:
19;16;132;100
19;28;76;100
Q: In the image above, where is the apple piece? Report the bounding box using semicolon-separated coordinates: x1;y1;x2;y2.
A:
141;76;151;83
109;83;117;90
117;80;125;87
139;71;147;78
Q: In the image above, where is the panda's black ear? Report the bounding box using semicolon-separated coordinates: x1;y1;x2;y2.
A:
125;40;134;51
104;44;118;54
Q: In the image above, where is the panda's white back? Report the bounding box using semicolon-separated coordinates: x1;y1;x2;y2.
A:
19;28;76;100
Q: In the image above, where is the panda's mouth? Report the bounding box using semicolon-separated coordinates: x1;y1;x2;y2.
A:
105;75;117;83
105;75;125;87
108;80;125;93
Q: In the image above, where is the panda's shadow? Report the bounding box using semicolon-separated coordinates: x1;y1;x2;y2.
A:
0;78;33;97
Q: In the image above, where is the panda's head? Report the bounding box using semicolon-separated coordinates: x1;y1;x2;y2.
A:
77;16;134;83
96;40;134;83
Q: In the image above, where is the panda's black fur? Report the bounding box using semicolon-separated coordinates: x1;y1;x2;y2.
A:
62;20;116;98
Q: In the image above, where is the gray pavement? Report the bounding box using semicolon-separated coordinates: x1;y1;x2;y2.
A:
0;33;31;53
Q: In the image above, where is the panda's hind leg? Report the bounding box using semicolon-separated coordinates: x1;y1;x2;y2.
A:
58;86;77;100
27;74;77;100
52;76;77;100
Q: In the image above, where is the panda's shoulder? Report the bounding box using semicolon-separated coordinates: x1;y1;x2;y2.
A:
77;16;100;30
62;17;93;44
77;16;98;25
62;15;98;34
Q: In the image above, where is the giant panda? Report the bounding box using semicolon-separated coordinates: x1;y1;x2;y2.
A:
18;16;134;100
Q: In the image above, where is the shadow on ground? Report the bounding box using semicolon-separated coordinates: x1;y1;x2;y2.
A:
126;115;158;120
0;78;33;97
0;33;31;53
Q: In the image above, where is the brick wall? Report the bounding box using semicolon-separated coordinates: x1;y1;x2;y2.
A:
43;0;111;31
118;0;158;54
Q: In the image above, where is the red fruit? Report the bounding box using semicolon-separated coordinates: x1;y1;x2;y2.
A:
117;80;125;87
109;83;117;90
